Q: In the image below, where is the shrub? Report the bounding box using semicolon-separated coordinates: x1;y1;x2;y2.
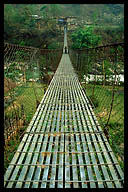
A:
89;95;99;108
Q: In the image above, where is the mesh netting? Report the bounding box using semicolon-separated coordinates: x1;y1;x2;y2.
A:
4;42;63;143
69;43;124;162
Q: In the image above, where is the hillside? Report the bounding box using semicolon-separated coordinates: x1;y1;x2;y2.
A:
58;4;124;25
4;4;124;48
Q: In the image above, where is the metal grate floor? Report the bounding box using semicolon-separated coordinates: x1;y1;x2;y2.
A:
4;30;124;188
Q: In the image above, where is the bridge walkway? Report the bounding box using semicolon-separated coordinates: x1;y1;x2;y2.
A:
4;28;124;188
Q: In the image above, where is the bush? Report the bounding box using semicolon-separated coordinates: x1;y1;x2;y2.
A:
89;95;99;108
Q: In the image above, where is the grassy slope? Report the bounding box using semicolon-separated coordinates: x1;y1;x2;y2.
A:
84;84;124;170
4;82;46;172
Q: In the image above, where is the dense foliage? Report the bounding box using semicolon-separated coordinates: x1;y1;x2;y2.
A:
4;4;63;48
71;26;101;49
4;4;124;48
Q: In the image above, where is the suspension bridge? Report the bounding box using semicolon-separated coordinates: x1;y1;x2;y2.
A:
4;27;124;188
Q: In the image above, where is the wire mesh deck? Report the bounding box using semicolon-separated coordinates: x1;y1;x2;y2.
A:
4;29;124;188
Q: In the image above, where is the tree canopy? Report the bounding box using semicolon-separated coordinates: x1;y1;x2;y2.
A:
4;4;123;48
71;26;101;49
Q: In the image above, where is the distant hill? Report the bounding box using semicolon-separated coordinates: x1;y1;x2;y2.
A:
4;4;124;47
57;4;124;26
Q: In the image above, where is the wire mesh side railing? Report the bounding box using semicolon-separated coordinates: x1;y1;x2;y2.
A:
4;42;63;144
69;43;124;167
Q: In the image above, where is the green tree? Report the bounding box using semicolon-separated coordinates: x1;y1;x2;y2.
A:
71;26;101;49
49;4;61;17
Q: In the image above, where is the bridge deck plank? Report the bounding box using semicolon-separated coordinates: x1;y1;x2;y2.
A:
4;29;123;188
